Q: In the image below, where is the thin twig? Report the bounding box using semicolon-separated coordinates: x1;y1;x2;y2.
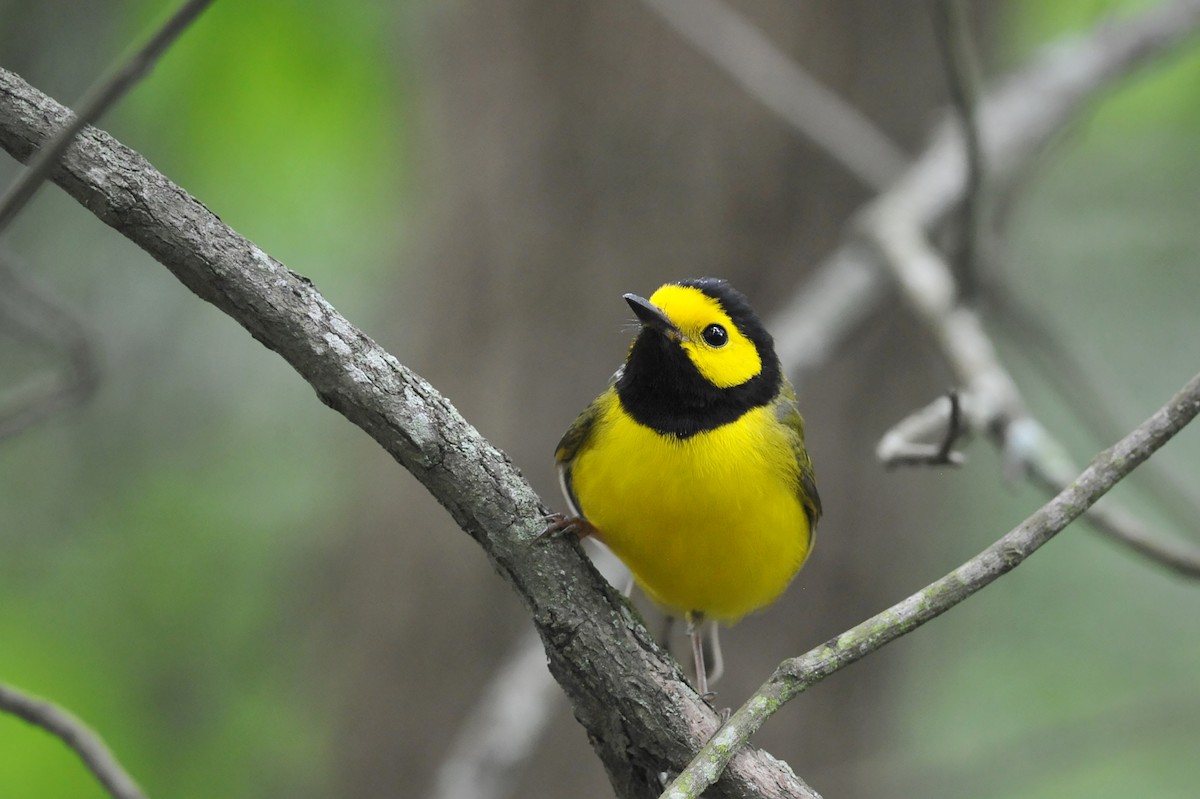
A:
639;0;908;191
934;388;964;462
1026;457;1200;578
0;0;213;234
427;543;630;799
0;682;146;799
987;279;1200;558
662;369;1200;799
929;0;985;299
867;150;1200;575
428;629;560;799
877;391;968;467
868;199;1200;574
774;0;1200;393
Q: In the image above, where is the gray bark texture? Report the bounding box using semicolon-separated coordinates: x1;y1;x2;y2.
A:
336;4;991;797
0;65;819;798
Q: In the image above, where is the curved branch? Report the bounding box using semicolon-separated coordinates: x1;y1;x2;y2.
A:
427;629;559;799
663;368;1200;798
773;0;1200;392
866;0;1200;575
0;0;213;233
0;67;816;799
0;682;146;799
929;0;985;298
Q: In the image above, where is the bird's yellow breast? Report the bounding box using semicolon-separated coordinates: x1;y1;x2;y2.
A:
569;390;812;621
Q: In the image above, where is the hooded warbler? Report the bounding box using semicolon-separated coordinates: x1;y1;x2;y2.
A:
550;278;820;694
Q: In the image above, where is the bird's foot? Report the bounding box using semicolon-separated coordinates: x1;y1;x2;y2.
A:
536;513;595;542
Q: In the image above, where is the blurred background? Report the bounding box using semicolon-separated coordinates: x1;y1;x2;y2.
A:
1;1;1198;797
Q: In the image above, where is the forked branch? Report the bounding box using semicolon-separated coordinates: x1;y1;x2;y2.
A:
662;368;1200;799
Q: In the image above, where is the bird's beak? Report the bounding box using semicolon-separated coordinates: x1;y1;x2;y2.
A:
624;293;681;340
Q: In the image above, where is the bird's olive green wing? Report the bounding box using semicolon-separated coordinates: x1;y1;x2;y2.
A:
775;382;822;529
554;387;612;518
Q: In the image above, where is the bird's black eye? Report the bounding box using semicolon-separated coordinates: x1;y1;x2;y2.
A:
701;324;728;347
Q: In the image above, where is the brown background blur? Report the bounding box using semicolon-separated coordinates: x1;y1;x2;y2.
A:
2;2;1198;798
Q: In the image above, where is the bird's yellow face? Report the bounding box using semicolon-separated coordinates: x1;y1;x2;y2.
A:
618;278;780;438
647;284;762;388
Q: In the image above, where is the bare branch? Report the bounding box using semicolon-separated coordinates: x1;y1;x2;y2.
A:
774;0;1200;392
662;369;1200;799
639;0;908;191
988;281;1200;560
1026;457;1200;578
877;390;967;467
863;0;1200;576
428;544;630;799
867;197;1200;573
769;241;890;391
929;0;985;299
0;0;213;234
0;67;819;799
0;682;146;799
428;629;559;799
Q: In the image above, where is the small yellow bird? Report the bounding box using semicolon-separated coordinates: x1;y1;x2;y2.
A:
549;278;820;695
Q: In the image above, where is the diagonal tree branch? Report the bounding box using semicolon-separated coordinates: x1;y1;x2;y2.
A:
0;682;146;799
639;0;908;191
2;4;1197;797
0;0;213;234
0;67;816;799
929;0;985;299
854;0;1200;575
662;368;1200;799
773;0;1200;393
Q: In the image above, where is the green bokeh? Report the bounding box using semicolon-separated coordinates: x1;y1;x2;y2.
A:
1;1;412;796
880;4;1200;797
2;2;1198;797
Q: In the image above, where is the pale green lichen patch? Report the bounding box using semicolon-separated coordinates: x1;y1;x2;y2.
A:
709;724;740;754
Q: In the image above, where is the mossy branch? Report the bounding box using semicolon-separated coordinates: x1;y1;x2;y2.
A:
662;369;1200;798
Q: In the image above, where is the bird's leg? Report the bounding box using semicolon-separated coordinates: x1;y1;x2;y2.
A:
537;513;596;541
705;619;724;687
686;611;709;697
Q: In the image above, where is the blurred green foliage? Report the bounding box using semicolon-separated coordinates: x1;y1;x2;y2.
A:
1;1;1198;798
879;3;1200;798
1;1;410;797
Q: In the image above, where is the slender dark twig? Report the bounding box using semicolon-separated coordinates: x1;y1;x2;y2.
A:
639;0;907;190
929;0;985;299
934;388;964;464
987;279;1200;558
0;682;146;799
773;0;1200;393
0;0;213;234
662;369;1200;798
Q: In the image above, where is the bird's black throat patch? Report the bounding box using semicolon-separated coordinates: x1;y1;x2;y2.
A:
616;327;781;438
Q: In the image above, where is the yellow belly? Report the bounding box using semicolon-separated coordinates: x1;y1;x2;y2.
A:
570;397;811;621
